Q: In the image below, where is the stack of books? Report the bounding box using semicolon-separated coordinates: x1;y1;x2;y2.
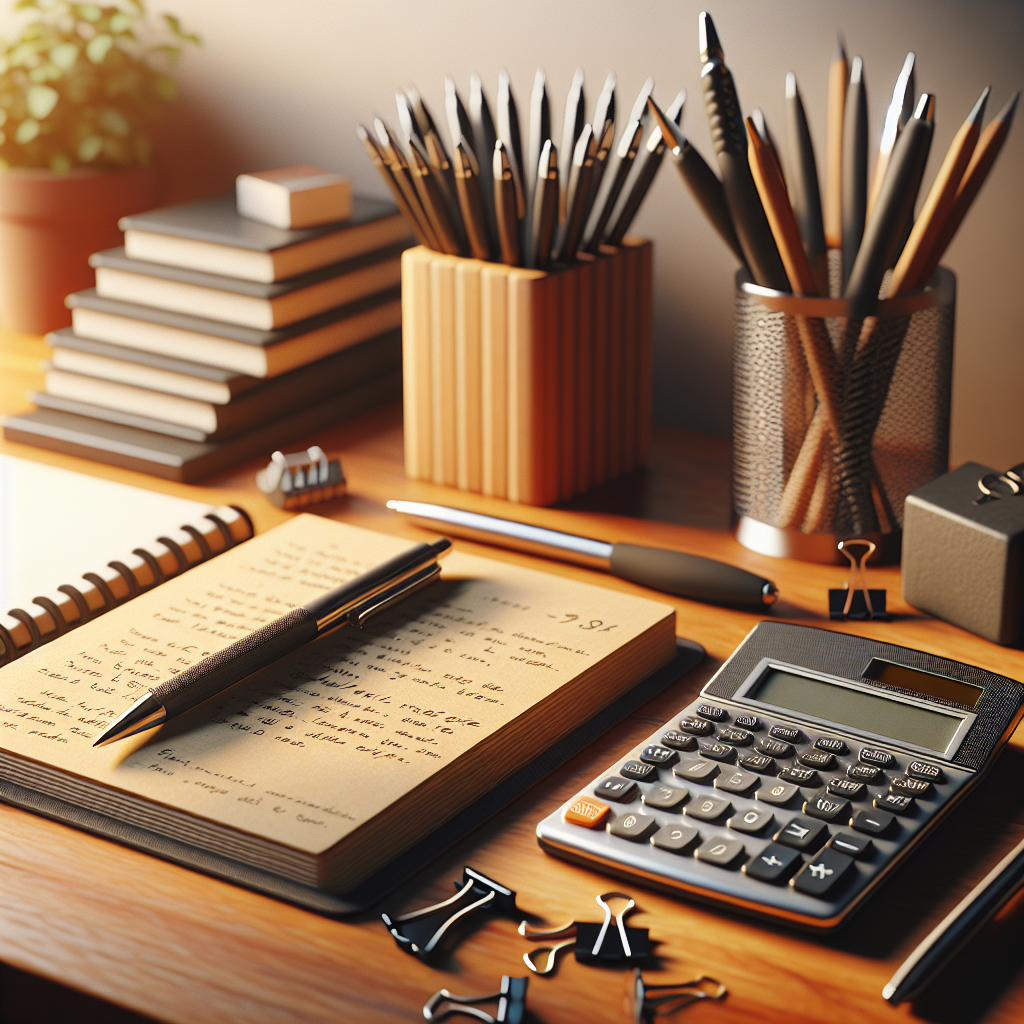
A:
5;192;412;481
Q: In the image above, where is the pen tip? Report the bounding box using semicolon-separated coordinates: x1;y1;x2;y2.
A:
385;500;399;509
785;71;797;99
850;55;864;83
968;86;991;125
699;11;723;63
915;92;936;122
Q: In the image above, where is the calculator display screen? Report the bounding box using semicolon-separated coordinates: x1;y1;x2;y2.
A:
753;669;963;752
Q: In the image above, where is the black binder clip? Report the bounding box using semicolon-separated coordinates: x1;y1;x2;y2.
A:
382;866;519;961
423;976;528;1023
626;969;727;1022
829;539;889;621
519;892;649;975
255;445;345;509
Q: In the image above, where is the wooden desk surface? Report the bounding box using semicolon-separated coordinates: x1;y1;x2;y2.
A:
1;328;1022;1024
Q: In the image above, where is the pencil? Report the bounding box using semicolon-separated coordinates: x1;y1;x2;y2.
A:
841;55;868;286
373;118;442;251
785;72;828;295
493;139;522;266
357;124;434;249
559;67;586;222
824;35;847;251
408;140;462;256
453;138;493;260
867;52;915;219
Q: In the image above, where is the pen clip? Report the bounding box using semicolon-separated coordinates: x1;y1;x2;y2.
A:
347;562;441;628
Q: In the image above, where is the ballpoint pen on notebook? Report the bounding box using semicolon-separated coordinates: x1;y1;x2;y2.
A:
94;538;451;746
386;500;777;608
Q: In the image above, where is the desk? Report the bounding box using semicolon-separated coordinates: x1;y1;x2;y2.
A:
1;327;1022;1024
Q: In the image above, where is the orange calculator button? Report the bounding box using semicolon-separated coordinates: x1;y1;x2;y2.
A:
564;797;610;828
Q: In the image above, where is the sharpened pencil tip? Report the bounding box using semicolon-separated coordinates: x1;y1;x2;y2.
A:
998;90;1021;126
785;71;797;99
833;32;847;63
968;86;991;125
699;11;723;64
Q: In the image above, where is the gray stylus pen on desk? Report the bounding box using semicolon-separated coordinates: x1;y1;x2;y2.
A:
386;500;777;608
94;539;451;747
883;834;1024;1005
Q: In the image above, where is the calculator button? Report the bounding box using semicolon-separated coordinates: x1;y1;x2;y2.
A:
770;725;803;743
743;842;801;883
775;816;828;851
852;809;895;835
661;730;698;751
643;784;689;811
860;748;896;768
827;778;866;801
651;822;701;854
875;792;915;815
717;727;753;746
694;836;745;868
908;761;945;784
696;704;728;722
827;832;873;859
756;737;795;759
847;764;882;783
564;797;610;829
792;848;854;897
595;777;637;802
608;811;659;842
738;753;776;775
728;806;774;835
640;745;679;768
890;775;932;799
735;715;762;731
797;750;836;771
814;737;848;755
673;759;720;783
679;716;715;736
685;794;733;822
779;765;819;787
804;789;851;823
715;768;760;795
698;742;737;763
759;781;801;806
620;760;657;783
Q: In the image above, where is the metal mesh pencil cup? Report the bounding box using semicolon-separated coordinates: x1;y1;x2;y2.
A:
733;268;955;563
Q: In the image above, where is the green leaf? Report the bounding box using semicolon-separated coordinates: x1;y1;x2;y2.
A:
85;33;113;64
77;133;102;161
14;117;39;144
26;84;57;119
99;106;129;136
50;42;80;70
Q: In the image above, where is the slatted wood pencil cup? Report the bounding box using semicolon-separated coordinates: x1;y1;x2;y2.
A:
733;268;955;562
401;240;653;505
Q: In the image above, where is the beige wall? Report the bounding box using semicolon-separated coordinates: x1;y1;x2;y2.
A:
4;0;1020;468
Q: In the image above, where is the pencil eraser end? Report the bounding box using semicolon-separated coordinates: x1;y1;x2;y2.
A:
236;165;352;229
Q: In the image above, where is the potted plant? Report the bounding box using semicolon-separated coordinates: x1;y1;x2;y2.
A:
0;0;198;333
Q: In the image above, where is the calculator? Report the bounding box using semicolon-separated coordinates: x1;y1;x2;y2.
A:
536;622;1024;930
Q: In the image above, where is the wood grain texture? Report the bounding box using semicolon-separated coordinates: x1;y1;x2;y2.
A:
1;326;1022;1023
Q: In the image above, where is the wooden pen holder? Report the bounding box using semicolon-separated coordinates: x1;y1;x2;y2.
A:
401;240;653;505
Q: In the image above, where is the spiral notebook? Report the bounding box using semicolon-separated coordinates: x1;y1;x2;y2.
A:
0;454;253;664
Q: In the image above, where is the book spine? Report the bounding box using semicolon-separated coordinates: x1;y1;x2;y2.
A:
0;506;253;666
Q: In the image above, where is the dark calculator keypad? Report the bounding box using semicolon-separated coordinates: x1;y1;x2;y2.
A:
640;745;679;768
595;777;637;802
674;759;720;783
643;784;689;811
715;767;760;795
851;808;895;835
718;727;753;746
779;765;818;787
770;725;803;743
828;832;873;859
686;794;733;822
827;778;865;800
697;704;728;721
792;848;853;896
608;811;658;842
756;737;794;759
814;737;848;755
651;822;700;854
744;842;801;883
775;816;828;851
620;760;657;783
735;715;762;731
875;793;915;815
804;789;850;823
698;742;737;762
908;761;945;784
738;753;776;774
679;716;715;736
890;775;931;798
860;748;896;768
758;781;801;806
694;836;744;867
798;750;836;771
660;730;698;751
847;764;882;783
729;806;774;834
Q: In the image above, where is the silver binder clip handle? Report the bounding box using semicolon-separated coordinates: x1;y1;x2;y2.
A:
522;939;574;975
838;538;877;618
592;891;636;959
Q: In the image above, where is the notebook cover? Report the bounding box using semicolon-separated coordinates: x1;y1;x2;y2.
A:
3;371;402;482
119;192;400;252
66;286;402;347
90;242;409;298
0;638;704;916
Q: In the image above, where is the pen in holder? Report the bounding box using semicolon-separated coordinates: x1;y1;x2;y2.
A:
733;267;955;563
401;240;653;505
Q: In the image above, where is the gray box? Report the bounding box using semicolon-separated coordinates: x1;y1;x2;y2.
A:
903;462;1024;645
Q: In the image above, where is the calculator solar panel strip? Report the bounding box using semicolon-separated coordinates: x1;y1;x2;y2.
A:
536;622;1024;930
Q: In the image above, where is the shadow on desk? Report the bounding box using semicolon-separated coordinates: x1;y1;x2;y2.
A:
0;965;155;1024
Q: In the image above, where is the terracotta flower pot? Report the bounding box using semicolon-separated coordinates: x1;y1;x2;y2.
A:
0;166;158;334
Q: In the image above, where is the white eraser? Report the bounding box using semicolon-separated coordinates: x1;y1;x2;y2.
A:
236;165;352;229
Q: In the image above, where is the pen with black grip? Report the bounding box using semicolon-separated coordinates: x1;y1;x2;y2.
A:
94;540;452;747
